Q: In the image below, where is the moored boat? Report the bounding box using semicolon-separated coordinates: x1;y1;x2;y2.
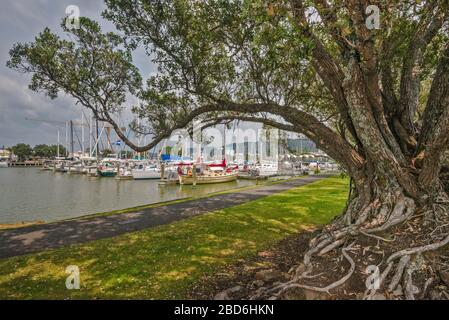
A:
97;159;120;177
177;159;238;185
68;161;84;174
86;166;99;177
255;162;278;176
115;167;134;180
39;160;54;170
54;161;68;172
132;164;161;180
178;172;238;185
98;166;117;177
82;164;97;175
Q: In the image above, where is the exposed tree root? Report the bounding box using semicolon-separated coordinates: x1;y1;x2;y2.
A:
250;192;449;300
386;234;449;263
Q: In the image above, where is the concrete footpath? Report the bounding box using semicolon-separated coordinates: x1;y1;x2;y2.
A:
0;175;329;259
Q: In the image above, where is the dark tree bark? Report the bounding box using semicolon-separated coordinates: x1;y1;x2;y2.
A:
247;0;449;300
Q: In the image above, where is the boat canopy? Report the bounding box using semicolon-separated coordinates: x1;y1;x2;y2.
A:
161;154;192;162
208;159;227;168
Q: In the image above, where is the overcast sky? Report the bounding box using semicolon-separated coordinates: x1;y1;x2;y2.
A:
0;0;155;148
0;0;272;152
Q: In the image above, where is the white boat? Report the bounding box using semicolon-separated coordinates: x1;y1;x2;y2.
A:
177;160;238;185
82;164;97;174
40;165;53;170
159;165;180;184
54;161;68;172
86;166;99;177
178;171;238;185
79;158;97;174
68;161;84;174
116;167;134;180
132;164;161;180
256;162;278;176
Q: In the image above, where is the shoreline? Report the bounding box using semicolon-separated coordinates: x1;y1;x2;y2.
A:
0;220;45;230
0;174;323;231
0;176;348;298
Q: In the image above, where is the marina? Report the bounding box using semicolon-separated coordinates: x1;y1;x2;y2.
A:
0;167;258;225
0;134;337;226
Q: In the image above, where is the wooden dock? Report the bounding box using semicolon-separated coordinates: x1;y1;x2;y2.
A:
8;161;41;167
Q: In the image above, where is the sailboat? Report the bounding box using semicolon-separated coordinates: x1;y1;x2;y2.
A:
54;160;69;172
256;162;279;176
68;161;84;174
116;166;134;180
132;163;161;180
177;159;238;185
97;159;118;177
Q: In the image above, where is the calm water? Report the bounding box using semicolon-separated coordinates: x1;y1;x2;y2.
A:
0;167;257;224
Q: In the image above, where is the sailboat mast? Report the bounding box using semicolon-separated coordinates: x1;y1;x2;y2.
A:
95;107;99;159
81;112;85;156
65;121;68;157
57;130;60;158
89;113;92;157
70;120;74;157
222;123;226;161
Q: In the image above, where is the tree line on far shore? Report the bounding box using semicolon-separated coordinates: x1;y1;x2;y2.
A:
5;144;137;161
7;144;67;161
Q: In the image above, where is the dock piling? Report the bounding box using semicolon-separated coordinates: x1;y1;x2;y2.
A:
192;164;197;186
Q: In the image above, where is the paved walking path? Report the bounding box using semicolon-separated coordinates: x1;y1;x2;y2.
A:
0;175;329;259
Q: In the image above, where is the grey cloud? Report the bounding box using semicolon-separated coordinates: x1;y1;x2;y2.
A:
0;0;155;147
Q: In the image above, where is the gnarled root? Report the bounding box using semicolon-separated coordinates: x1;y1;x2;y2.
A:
250;192;449;300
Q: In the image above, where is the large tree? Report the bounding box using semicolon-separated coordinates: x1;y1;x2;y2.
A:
8;0;449;299
34;144;67;158
11;143;33;161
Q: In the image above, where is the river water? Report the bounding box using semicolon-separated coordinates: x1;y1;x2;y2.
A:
0;167;257;224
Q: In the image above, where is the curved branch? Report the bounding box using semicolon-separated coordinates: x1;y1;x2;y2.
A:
201;115;297;133
291;0;362;150
101;100;365;175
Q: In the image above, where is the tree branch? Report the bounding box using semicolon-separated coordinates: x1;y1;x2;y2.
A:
398;2;446;134
417;44;449;188
103;99;365;175
290;0;362;150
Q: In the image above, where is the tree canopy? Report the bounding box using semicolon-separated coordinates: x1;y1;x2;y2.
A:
7;17;141;145
7;0;449;299
33;144;67;158
11;143;33;161
7;1;448;183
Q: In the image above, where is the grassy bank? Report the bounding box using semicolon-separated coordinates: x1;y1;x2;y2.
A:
0;221;45;230
0;177;349;299
0;175;300;230
75;175;306;220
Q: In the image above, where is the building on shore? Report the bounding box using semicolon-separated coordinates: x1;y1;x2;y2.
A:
0;148;15;161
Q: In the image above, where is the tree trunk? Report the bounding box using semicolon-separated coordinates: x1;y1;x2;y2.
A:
252;159;449;299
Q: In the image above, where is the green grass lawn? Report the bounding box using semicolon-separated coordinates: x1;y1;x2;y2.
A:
0;177;349;299
74;175;306;220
